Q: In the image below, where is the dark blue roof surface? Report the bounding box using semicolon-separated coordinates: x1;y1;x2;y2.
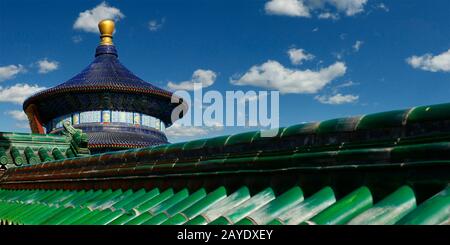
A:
23;44;173;108
54;45;168;93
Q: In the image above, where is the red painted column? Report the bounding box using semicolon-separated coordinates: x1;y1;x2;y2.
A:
24;104;45;134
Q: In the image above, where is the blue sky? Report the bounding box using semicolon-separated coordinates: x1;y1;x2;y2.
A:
1;0;450;142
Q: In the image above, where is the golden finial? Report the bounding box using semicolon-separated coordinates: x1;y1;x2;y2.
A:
98;19;115;45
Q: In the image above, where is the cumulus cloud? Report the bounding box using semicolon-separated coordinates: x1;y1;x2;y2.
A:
6;110;28;121
37;59;59;74
328;0;368;16
165;122;223;138
0;83;47;104
265;0;368;18
287;48;314;65
167;69;217;91
73;2;125;33
315;93;359;104
265;0;311;17
148;18;165;32
353;40;364;52
230;60;346;94
318;12;339;20
406;49;450;72
0;65;26;82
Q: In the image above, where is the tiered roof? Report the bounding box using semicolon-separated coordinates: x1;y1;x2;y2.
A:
23;20;184;128
22;20;187;152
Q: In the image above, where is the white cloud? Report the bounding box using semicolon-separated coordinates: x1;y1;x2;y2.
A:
265;0;368;18
73;2;125;33
318;12;339;20
0;64;26;82
376;3;389;12
332;80;359;93
15;122;30;129
287;48;314;65
315;93;359;104
238;92;268;104
406;49;450;72
335;80;359;88
353;40;364;52
6;110;28;121
328;0;368;16
230;60;346;94
167;69;217;91
0;83;47;104
265;0;311;17
37;59;59;74
148;18;165;32
165;122;223;138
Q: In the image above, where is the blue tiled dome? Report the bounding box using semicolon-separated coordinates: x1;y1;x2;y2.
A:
23;42;187;127
51;45;171;95
24;44;173;106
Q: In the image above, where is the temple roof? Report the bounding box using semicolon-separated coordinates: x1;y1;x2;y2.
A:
1;101;449;225
23;20;186;129
23;44;173;108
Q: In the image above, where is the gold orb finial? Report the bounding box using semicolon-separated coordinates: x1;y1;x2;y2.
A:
98;19;115;45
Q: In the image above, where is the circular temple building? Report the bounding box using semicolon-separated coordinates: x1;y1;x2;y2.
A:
23;20;186;153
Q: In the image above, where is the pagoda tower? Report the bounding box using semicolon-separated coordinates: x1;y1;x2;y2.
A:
23;20;186;153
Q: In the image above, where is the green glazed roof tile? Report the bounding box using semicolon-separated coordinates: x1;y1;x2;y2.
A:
182;139;207;151
83;189;113;208
93;209;125;225
133;189;174;214
164;142;185;153
307;186;373;225
41;207;80;225
317;116;361;134
281;122;320;137
268;187;336;225
356;109;410;130
141;212;170;225
164;188;207;217
112;188;147;210
125;212;153;225
87;189;125;210
59;208;93;225
225;131;259;146
406;103;450;123
204;135;230;148
209;187;275;225
397;185;450;225
148;189;190;216
181;187;228;220
125;189;190;225
348;186;416;225
67;209;102;225
186;186;250;225
120;188;160;212
236;186;304;225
